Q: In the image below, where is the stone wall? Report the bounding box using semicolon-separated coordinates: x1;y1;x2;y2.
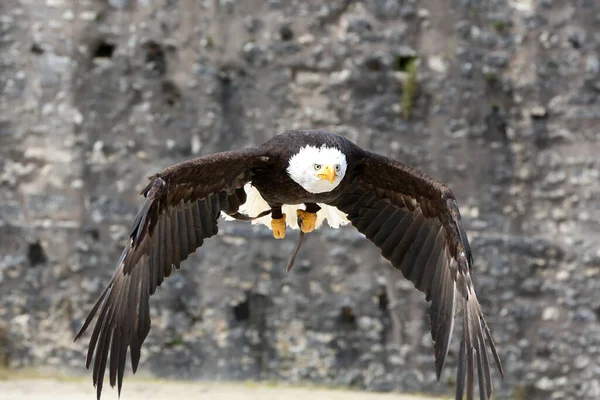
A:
1;1;599;399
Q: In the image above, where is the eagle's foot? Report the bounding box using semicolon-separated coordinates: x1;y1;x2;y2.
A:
271;214;286;239
297;209;317;233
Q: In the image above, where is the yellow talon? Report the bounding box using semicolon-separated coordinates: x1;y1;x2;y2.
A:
297;209;317;233
271;214;286;239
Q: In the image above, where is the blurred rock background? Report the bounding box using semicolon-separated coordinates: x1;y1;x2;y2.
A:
1;0;599;399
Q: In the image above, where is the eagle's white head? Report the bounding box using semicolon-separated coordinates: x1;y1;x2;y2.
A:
286;145;348;194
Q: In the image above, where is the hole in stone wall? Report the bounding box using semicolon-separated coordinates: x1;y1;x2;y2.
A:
92;40;116;59
364;56;384;71
568;35;581;50
27;240;47;267
30;43;44;55
83;226;100;241
233;299;250;321
145;41;167;76
279;25;294;41
378;289;389;312
162;80;182;106
0;324;8;368
217;67;233;84
340;305;356;326
393;54;417;72
536;346;552;358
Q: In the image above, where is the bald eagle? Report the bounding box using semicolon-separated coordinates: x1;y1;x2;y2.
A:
75;130;503;400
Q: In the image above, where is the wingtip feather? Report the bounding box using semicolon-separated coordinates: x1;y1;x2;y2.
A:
484;323;504;379
456;337;466;400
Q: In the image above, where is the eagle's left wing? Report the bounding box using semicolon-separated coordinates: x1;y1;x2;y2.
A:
74;148;272;400
329;150;503;400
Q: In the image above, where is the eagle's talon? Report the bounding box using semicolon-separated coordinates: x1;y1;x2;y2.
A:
297;209;317;233
271;214;286;239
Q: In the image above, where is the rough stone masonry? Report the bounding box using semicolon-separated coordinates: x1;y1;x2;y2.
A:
0;1;599;399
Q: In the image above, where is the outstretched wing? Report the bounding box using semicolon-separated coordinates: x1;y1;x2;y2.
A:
74;148;271;400
329;150;503;400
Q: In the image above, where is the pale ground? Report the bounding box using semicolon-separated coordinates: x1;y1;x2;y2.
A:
0;379;443;400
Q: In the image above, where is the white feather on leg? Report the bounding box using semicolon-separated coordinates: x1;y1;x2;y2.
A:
221;183;349;230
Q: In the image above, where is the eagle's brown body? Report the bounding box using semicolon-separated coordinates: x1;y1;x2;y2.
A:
75;129;503;400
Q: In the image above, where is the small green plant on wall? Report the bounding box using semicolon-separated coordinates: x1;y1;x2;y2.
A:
401;58;418;120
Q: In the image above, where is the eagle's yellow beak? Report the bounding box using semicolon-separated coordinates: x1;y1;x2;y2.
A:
317;165;336;183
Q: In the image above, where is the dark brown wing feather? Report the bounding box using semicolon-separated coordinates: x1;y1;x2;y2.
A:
330;150;503;400
74;148;270;400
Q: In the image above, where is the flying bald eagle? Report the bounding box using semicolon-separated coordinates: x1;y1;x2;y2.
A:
75;130;503;400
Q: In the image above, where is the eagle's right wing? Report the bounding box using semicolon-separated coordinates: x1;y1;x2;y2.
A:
74;148;272;400
330;150;503;400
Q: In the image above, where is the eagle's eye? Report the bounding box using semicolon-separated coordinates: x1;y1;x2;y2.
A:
314;164;321;170
335;164;341;172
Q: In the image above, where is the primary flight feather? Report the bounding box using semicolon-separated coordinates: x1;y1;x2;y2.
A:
75;129;503;400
